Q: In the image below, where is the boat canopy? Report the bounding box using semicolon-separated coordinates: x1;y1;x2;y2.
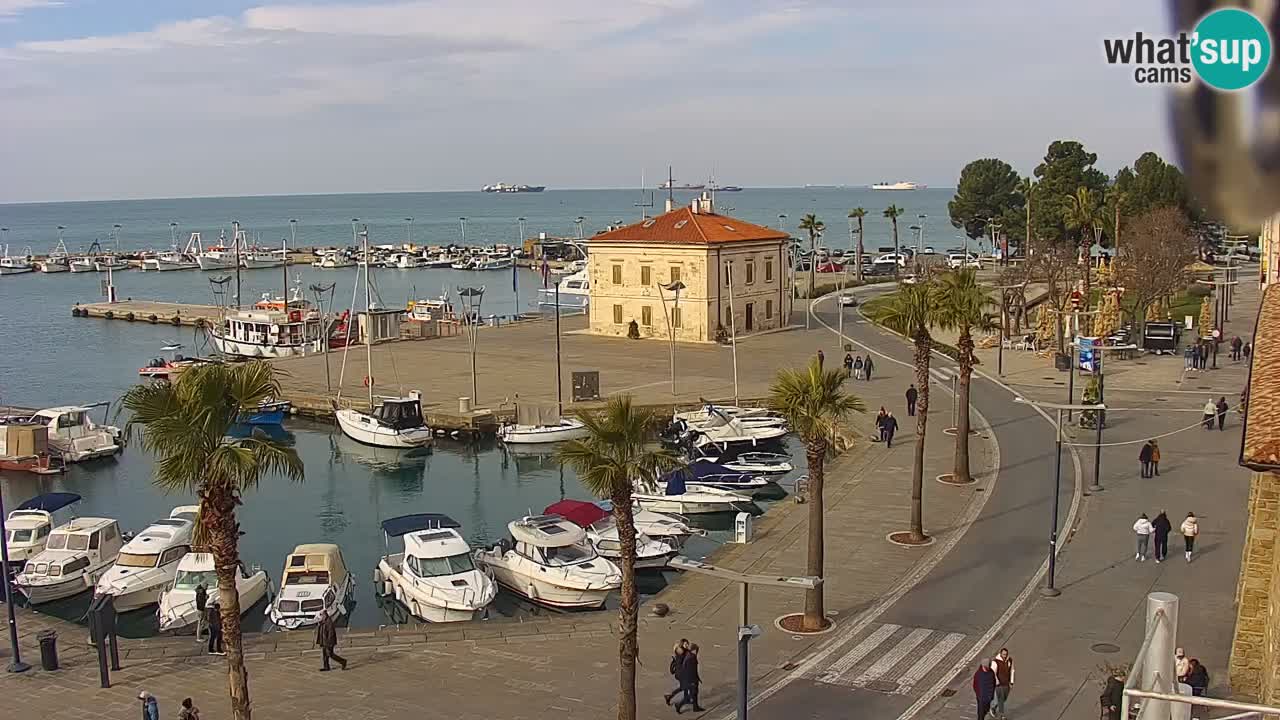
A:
516;403;561;427
544;500;609;528
508;515;587;548
665;473;687;495
662;462;756;486
16;492;81;513
282;543;348;586
381;513;460;538
375;399;424;430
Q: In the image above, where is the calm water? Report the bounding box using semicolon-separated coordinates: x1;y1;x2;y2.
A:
0;188;952;633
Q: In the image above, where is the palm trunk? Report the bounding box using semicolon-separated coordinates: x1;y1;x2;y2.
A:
855;219;865;282
891;220;900;279
808;232;817;298
611;488;639;720
204;486;251;720
803;437;827;629
910;333;931;541
953;327;974;484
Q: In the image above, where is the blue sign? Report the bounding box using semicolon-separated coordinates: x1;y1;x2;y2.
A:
1078;337;1099;373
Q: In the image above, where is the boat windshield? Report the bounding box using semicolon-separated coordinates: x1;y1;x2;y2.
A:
116;552;160;568
8;529;32;543
538;544;594;566
44;532;68;550
285;571;330;585
174;569;216;590
374;400;424;430
66;534;89;551
409;552;475;577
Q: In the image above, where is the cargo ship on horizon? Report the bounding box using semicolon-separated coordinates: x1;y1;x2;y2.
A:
482;183;546;193
871;181;926;190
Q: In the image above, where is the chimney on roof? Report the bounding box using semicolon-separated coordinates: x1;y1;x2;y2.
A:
690;198;699;214
697;191;713;215
665;197;675;212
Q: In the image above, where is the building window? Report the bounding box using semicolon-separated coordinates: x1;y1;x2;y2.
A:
669;266;681;284
724;262;731;287
612;304;623;324
746;261;755;285
766;299;773;319
765;259;773;282
672;307;682;328
641;306;652;326
641;266;651;286
612;264;623;284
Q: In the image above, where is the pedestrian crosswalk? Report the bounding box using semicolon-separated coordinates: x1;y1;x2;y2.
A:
808;623;968;695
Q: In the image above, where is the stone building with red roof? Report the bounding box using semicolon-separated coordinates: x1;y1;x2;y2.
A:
587;194;792;342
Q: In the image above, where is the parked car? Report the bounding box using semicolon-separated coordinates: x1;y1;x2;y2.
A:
947;252;981;269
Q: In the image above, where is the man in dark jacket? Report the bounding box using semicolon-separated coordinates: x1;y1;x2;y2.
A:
1151;511;1173;563
864;355;875;381
973;660;997;720
673;643;703;714
205;599;224;656
1216;396;1229;430
1138;442;1153;478
1102;671;1125;720
194;583;208;638
905;384;918;416
883;411;899;448
316;613;348;671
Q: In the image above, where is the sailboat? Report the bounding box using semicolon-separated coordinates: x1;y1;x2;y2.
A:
334;226;434;449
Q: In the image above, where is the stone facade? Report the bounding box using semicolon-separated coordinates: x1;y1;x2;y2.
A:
1229;469;1280;701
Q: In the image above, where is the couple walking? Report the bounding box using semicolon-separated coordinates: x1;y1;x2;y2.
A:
664;639;703;714
973;649;1015;720
1203;397;1229;431
1138;440;1161;478
1133;511;1199;562
843;352;875;380
875;407;899;447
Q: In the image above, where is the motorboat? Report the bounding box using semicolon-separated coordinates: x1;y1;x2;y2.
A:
68;256;95;273
384;252;425;269
0;420;66;475
474;255;514;271
674;404;787;428
197;232;239;270
94;507;197;612
140;234;200;271
0;246;34;275
422;254;457;268
621;505;701;548
657;462;776;497
37;238;70;273
138;344;213;379
237;399;292;425
632;473;759;516
450;256;476;270
313;249;356;269
537;269;590;310
407;296;455;322
499;402;589;444
29;405;122;462
693;449;793;475
336;392;433;448
207;287;328;359
15;517;125;604
5;492;81;568
267;543;355;630
544;500;678;570
550;259;587;276
241;246;287;269
374;514;497;623
474;514;621;609
666;412;788;449
157;553;271;634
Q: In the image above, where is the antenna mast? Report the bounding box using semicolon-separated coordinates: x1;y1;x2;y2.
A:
635;170;654;220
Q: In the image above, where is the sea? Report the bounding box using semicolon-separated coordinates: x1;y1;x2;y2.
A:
0;187;958;634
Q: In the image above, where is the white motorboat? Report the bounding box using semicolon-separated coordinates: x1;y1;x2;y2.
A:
141;249;198;271
94;255;128;272
550;259;587;276
68;256;96;273
94;507;196;612
384;252;425;269
15;517;126;604
37;238;70;273
632;473;758;515
668;413;788;449
29;405;122;462
241;247;287;269
474;255;514;270
197;232;238;270
693;450;793;475
545;500;678;570
5;492;81;568
450;256;476;270
207;287;328;359
422;254;457;268
313;249;356;269
0;246;34;275
626;506;700;547
657;463;774;496
374;514;497;623
675;404;788;429
267;543;355;630
499;419;589;444
336;392;434;448
474;515;621;609
407;295;454;322
157;553;271;634
537;269;590;310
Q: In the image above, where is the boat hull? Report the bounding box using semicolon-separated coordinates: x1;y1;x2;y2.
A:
208;332;324;359
17;573;96;604
141;259;198;271
633;494;756;515
487;567;612;609
38;262;69;273
499;422;590;444
158;573;269;633
336;409;433;448
197;255;238;271
0;266;34;275
97;583;167;613
68;261;95;273
375;562;492;623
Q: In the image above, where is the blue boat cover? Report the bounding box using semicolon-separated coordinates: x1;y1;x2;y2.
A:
662;462;754;486
381;513;460;537
16;492;81;513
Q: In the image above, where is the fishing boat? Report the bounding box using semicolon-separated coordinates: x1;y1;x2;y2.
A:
313;249;356;269
207;286;328;359
15;517;125;604
474;254;514;270
0;245;34;275
422;254;457;268
28;405;122;462
37;236;70;273
94;507;197;612
157;553;271;634
140;232;200;271
266;543;355;630
473;514;621;609
407;295;454;322
5;492;82;569
544;500;678;570
241;244;287;269
384;252;425;269
373;514;496;623
450;256;476;270
197;231;239;270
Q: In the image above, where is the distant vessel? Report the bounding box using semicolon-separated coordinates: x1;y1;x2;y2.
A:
659;180;705;191
871;181;926;190
482;183;546;193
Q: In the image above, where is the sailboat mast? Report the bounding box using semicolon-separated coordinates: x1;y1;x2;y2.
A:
281;234;288;308
555;281;563;416
363;226;374;412
233;221;243;310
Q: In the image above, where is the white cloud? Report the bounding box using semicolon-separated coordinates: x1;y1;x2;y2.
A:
0;0;60;21
18;17;249;54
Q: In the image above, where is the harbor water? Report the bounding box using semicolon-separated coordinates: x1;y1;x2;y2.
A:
0;188;954;634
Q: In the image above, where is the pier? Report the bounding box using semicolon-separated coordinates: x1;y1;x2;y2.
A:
72;299;223;326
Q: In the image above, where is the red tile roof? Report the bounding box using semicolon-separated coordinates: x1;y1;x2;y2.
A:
590;207;789;245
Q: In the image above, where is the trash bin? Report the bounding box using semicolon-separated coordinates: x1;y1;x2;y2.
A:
37;629;58;671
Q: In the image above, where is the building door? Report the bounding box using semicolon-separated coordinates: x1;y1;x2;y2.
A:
746;303;754;332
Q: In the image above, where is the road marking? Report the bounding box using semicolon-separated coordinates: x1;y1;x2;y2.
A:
894;632;966;694
840;627;932;688
813;623;900;684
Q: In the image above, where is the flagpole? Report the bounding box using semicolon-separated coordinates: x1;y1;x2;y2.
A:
512;261;519;320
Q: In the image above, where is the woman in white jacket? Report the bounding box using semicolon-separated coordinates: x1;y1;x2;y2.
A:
1181;513;1200;562
1133;513;1154;562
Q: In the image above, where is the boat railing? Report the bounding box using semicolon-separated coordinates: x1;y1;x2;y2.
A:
409;574;480;607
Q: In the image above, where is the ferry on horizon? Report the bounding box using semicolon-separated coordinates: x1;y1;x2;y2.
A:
482;183;545;193
659;180;705;191
871;181;926;190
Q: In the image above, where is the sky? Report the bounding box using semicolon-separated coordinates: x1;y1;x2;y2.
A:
0;0;1175;203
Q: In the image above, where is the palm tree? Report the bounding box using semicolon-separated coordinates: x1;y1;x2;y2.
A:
1063;186;1103;306
884;205;905;278
931;269;991;484
769;358;863;629
798;214;825;297
121;362;303;720
557;397;681;720
848;208;867;282
866;282;936;542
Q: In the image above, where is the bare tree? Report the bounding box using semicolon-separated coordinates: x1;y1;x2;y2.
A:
1116;207;1196;335
1028;236;1081;353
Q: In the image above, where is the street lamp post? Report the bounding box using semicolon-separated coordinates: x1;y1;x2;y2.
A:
457;286;486;403
1197;277;1240;370
0;490;30;673
669;557;820;720
917;214;927;255
1014;397;1106;596
574;216;585;241
459;217;467;244
404;217;414;246
658;280;686;397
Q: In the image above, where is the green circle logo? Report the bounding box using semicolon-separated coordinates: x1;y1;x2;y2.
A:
1192;8;1272;90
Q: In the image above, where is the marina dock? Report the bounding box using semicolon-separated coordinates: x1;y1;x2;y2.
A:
72;299;223;326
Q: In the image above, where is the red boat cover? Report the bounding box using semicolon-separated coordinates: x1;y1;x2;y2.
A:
544;499;609;527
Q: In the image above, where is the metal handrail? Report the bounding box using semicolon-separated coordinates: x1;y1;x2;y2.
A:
1122;609;1168;720
1124;689;1280;717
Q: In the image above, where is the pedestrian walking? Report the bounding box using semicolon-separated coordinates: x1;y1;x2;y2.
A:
817;349;825;370
1181;512;1199;562
1102;670;1126;720
991;648;1014;720
1138;441;1153;478
1150;440;1161;476
1186;658;1209;696
1200;342;1209;370
663;639;689;706
1176;648;1190;683
973;660;997;720
1183;346;1194;370
1216;396;1229;430
206;599;224;656
316;612;348;671
875;407;888;442
905;384;918;417
179;698;202;720
138;691;160;720
1133;513;1153;561
1152;511;1172;563
853;355;864;380
1244;342;1252;360
1203;399;1217;430
864;355;874;381
673;643;703;714
883;410;899;448
1231;336;1243;361
843;353;854;377
194;582;207;638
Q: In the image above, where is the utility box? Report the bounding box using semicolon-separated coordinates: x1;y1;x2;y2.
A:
358;309;403;345
733;512;753;544
572;371;600;402
3;424;48;457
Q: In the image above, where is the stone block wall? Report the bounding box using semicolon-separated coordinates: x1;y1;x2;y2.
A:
1230;470;1280;701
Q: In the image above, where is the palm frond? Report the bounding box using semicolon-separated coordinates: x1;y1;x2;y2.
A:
866;282;935;339
769;358;865;446
931;268;992;334
558;396;682;500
